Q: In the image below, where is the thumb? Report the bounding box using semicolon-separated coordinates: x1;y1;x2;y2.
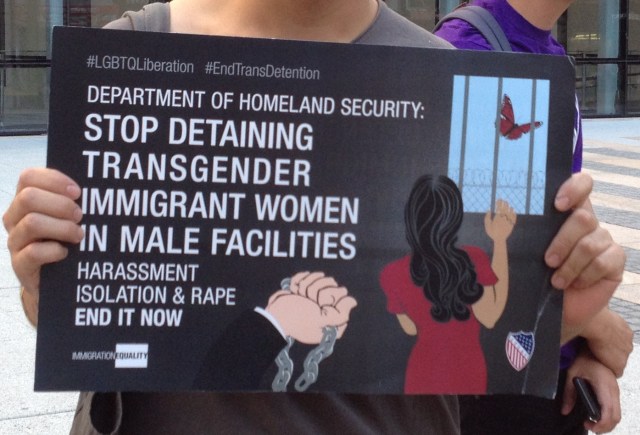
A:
331;296;358;339
334;295;358;318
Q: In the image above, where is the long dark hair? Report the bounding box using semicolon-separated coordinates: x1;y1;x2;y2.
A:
405;175;483;322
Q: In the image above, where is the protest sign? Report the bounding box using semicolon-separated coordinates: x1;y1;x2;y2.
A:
37;26;575;397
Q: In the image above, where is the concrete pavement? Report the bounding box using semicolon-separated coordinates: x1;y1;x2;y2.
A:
0;118;639;434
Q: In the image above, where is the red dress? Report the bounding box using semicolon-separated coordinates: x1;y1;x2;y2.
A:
380;246;497;394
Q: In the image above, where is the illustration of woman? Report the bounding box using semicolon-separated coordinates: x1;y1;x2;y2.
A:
380;174;516;394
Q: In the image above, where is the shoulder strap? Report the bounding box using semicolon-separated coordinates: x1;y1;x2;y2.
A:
434;5;512;52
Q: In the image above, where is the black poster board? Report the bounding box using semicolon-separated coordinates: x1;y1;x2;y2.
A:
37;26;576;397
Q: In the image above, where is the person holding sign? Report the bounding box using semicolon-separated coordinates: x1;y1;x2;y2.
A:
2;0;626;433
434;0;631;433
5;1;462;434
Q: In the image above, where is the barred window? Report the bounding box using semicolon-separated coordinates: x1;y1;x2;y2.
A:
447;75;550;215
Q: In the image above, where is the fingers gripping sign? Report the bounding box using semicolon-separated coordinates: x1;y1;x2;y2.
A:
545;173;626;341
2;168;84;326
266;271;358;392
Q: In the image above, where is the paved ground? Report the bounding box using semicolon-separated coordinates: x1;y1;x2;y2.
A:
0;118;639;433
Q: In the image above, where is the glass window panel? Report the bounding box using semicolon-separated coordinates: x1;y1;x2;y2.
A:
628;65;640;115
630;1;640;56
1;0;53;133
3;0;51;57
567;1;620;59
90;0;150;29
576;63;598;116
597;63;621;115
438;0;459;16
0;0;157;134
576;62;624;117
566;0;600;56
0;67;49;131
385;0;436;30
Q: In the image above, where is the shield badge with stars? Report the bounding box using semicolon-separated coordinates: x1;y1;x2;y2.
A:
505;331;535;371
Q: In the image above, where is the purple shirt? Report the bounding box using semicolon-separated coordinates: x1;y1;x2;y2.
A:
435;0;583;173
435;0;582;368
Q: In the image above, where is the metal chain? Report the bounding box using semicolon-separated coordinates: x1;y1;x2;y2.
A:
271;336;295;392
271;277;338;392
294;325;338;392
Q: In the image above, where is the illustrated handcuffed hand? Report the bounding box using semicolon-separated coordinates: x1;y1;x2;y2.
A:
265;271;357;344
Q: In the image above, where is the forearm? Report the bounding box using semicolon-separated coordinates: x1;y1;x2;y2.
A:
581;307;617;341
561;305;611;345
490;240;509;307
578;307;633;377
473;240;509;328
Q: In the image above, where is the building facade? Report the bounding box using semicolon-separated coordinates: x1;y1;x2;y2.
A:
0;0;638;134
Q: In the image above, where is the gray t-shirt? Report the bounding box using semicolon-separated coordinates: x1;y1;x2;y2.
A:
73;3;459;434
104;1;451;49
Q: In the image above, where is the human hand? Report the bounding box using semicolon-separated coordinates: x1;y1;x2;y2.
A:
581;308;633;378
265;271;357;344
545;173;626;341
562;349;621;433
484;199;516;242
2;168;83;325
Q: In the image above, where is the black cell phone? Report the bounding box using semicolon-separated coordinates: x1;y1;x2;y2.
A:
573;377;601;423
